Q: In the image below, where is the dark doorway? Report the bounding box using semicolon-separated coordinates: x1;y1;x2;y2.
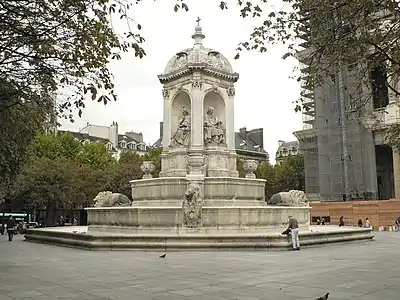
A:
375;145;394;199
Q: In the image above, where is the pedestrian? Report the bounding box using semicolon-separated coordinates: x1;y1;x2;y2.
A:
395;217;400;232
339;216;344;227
321;218;325;225
286;215;300;251
365;217;371;229
6;215;16;242
358;216;363;227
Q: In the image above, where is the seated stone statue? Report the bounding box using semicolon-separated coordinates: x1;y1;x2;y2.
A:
267;190;309;207
93;191;131;207
204;106;225;145
172;106;191;146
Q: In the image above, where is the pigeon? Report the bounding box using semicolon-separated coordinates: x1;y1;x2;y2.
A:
316;292;329;300
159;253;166;258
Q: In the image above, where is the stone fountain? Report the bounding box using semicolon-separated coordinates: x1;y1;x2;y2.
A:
25;20;374;250
86;20;310;236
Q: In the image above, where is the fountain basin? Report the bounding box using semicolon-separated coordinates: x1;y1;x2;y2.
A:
24;225;374;251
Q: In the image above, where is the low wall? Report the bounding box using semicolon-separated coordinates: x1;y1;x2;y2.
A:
310;200;400;229
24;225;374;251
130;177;266;202
85;206;310;232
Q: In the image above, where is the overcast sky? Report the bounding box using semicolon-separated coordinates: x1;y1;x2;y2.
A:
59;0;303;162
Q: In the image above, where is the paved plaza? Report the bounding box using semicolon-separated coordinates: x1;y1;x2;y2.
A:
0;233;399;300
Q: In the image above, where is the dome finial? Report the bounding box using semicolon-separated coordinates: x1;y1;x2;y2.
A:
192;17;205;45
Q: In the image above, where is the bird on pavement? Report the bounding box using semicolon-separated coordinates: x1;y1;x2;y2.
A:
316;292;329;300
159;253;166;258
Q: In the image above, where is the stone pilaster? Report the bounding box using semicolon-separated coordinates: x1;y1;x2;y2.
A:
393;148;400;199
162;88;170;149
190;77;203;150
226;87;236;152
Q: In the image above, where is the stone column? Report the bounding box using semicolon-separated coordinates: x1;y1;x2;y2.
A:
226;87;236;151
226;86;239;177
190;77;204;150
159;88;171;177
162;88;170;149
393;148;400;199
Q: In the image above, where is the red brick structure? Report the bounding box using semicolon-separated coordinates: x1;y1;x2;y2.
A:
310;200;400;230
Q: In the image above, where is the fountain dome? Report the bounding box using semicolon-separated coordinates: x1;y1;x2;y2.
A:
163;20;234;75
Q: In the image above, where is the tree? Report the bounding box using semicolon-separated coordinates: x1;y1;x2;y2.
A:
73;165;109;208
219;1;400;106
255;162;277;199
31;131;81;160
142;148;162;177
31;132;114;169
105;148;162;198
241;155;306;200
10;156;80;224
78;142;115;170
105;161;142;199
9;132;115;216
0;0;148;121
236;158;246;178
274;155;305;193
221;0;400;147
385;123;400;150
0;79;49;205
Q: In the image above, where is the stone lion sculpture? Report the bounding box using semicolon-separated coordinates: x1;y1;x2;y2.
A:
93;191;131;207
182;183;203;228
267;190;309;207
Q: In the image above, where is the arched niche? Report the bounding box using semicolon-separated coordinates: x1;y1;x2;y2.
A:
203;90;226;129
170;91;191;140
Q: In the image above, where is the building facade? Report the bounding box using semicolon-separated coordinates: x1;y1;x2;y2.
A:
59;122;149;160
275;140;299;165
153;122;269;163
294;7;399;202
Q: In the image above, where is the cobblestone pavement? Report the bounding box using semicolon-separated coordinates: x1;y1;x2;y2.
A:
0;232;399;300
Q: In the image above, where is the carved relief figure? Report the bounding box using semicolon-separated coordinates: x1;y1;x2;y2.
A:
207;51;228;71
204;106;225;145
174;52;188;70
182;183;203;228
172;106;191;146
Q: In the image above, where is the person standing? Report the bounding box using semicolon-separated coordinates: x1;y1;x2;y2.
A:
358;216;363;227
6;215;16;242
365;217;371;229
287;215;300;251
339;216;344;227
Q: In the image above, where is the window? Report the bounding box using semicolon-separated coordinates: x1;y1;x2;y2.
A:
120;141;126;149
371;65;389;109
106;143;113;150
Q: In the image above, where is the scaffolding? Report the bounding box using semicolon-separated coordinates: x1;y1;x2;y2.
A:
295;3;381;201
